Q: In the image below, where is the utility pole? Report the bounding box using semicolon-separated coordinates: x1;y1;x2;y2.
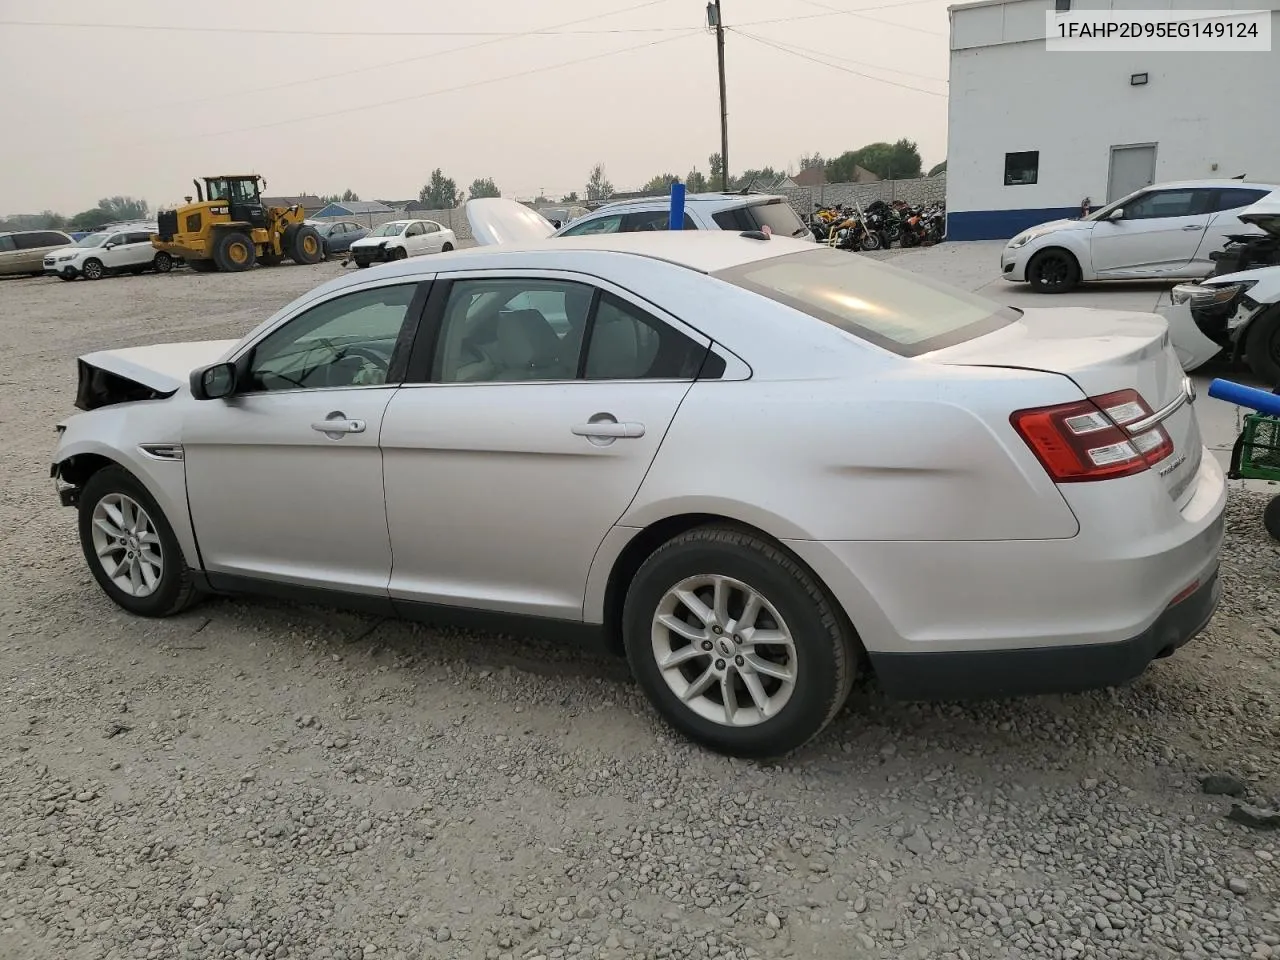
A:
708;1;729;191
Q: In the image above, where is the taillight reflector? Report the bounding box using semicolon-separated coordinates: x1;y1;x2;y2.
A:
1011;389;1174;483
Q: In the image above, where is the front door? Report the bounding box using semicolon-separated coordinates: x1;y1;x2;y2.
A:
379;273;711;620
1089;187;1216;276
182;280;426;595
1107;143;1156;203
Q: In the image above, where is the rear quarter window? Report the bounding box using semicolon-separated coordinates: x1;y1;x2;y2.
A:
715;247;1017;357
713;200;809;239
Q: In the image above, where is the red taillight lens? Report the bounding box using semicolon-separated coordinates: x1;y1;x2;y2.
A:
1011;389;1173;483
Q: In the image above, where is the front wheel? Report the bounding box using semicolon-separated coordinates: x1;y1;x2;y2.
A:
1026;248;1081;293
861;232;882;251
82;258;105;280
152;251;174;274
212;231;256;272
393;246;409;260
77;466;197;617
288;224;324;264
623;526;856;758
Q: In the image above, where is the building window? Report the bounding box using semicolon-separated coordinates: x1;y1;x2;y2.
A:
1055;0;1071;11
1004;151;1039;186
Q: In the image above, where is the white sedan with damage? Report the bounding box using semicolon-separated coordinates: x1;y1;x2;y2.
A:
51;199;1226;758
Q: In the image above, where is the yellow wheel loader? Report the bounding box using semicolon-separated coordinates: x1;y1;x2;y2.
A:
151;175;323;273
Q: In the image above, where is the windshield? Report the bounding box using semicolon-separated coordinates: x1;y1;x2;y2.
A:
371;222;407;237
715;247;1017;356
75;233;108;248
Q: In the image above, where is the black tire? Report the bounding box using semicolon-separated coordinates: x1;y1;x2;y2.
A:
289;224;324;265
623;526;857;758
188;259;217;273
1265;496;1280;542
29;271;45;277
356;261;370;269
212;231;256;272
393;246;409;260
153;251;173;274
861;232;882;252
82;258;105;281
1244;308;1280;386
58;271;76;281
77;466;198;618
1026;248;1081;293
441;242;454;253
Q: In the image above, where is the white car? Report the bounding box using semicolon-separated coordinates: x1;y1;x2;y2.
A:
50;198;1225;758
348;219;456;267
44;224;174;281
1158;199;1280;378
554;192;815;241
1001;180;1280;293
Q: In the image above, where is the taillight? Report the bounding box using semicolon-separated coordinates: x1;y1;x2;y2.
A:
1011;389;1173;482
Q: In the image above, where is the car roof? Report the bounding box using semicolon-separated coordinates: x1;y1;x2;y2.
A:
590;192;786;214
1145;179;1280;191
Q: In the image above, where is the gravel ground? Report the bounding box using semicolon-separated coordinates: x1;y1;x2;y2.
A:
2;262;1280;960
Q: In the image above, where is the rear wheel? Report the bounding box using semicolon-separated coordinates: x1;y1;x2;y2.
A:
288;224;323;264
441;241;454;253
82;258;105;281
1027;248;1081;293
1244;308;1280;386
861;232;882;251
77;466;197;618
188;259;217;273
152;251;173;273
623;526;856;758
212;231;256;272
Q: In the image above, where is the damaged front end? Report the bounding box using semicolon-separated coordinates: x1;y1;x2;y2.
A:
75;358;176;412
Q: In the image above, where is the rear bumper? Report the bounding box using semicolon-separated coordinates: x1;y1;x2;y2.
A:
871;567;1219;699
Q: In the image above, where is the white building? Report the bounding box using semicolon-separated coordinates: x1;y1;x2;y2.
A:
946;0;1280;240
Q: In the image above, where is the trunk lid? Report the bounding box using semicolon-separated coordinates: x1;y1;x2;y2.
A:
926;307;1202;504
76;340;237;410
465;198;556;246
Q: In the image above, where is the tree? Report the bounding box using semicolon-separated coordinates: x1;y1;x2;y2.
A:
342;188;360;202
928;160;947;177
467;177;501;199
586;163;614;202
826;140;923;182
708;153;725;188
734;167;781;190
685;167;709;193
419;169;461;209
98;196;149;221
560;191;579;203
641;173;680;196
70;208;112;231
799;153;824;171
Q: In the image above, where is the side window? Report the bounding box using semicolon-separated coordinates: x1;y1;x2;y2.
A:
433;278;595;384
424;222;440;234
12;233;41;250
246;283;419;392
622;210;702;232
584;293;707;381
1215;188;1268;212
0;236;14;253
1122;189;1199;220
560;214;623;236
128;232;151;245
1003;151;1039;186
329;223;345;236
405;223;424;237
712;207;753;231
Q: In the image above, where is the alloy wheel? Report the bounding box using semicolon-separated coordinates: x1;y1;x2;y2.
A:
90;493;164;598
1036;254;1070;288
650;574;797;727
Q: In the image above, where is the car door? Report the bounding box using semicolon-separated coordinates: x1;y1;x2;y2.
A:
378;272;711;620
403;221;427;255
346;223;369;249
1089;187;1217;276
121;231;154;267
182;279;429;597
1194;187;1272;265
0;234;20;274
320;222;341;253
98;232;133;270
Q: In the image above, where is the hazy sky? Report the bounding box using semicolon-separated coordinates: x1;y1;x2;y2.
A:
0;0;951;215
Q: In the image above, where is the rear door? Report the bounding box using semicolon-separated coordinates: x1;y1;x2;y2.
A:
379;271;710;619
1090;188;1218;276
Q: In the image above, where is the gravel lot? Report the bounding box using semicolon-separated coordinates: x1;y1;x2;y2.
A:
2;260;1280;960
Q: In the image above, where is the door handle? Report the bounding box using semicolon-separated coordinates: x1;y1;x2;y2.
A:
572;421;645;439
311;414;366;436
1182;224;1204;230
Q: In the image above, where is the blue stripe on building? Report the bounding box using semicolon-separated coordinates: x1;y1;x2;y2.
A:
946;207;1081;242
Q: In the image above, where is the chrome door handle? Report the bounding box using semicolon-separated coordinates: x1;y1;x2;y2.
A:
311;415;366;435
1182;224;1204;230
572;421;645;439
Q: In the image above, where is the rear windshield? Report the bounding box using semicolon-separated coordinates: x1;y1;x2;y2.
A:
714;247;1017;356
713;200;810;239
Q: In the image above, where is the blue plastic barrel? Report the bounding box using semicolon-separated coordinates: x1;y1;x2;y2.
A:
669;182;686;230
1207;378;1280;416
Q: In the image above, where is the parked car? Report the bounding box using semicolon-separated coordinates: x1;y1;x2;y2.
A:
348;219;456;267
0;228;74;276
51;199;1225;758
1158;198;1280;379
308;219;370;256
44;224;174;280
555;193;815;241
1002;180;1280;293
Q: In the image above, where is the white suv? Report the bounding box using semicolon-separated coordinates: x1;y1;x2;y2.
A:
44;223;175;281
555;193;815;241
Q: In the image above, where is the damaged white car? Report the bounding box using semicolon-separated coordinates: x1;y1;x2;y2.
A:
1159;198;1280;380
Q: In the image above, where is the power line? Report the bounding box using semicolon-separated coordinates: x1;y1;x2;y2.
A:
731;29;948;96
106;0;677;116
736;33;948;82
737;0;948;35
131;31;703;146
0;18;689;38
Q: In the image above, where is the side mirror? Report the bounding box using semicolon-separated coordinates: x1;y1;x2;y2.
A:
1106;207;1124;221
190;362;237;400
104;242;116;249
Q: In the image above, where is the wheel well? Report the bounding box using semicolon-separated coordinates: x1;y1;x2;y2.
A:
1030;245;1082;271
56;452;117;488
598;513;861;662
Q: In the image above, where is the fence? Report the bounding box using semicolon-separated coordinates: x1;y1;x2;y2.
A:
777;174;947;215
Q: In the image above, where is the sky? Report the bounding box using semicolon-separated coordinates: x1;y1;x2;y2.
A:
0;0;952;215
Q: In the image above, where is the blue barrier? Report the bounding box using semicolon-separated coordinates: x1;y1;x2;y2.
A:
669;182;686;230
1207;378;1280;416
